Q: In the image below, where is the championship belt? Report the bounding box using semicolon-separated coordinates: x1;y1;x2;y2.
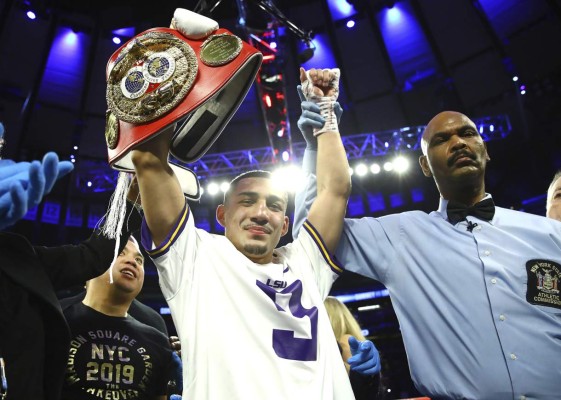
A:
104;8;263;199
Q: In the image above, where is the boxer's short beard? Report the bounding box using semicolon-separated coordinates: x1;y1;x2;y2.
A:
244;244;267;256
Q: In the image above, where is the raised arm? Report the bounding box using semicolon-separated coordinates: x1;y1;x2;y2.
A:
131;126;185;246
300;68;351;253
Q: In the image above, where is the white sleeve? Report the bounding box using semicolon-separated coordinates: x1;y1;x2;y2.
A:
289;219;344;299
140;201;199;299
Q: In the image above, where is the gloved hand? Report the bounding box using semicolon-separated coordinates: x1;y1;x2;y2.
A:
40;152;74;196
0;180;28;229
0;161;33;194
296;85;343;150
0;152;73;230
170;395;182;400
347;336;381;376
170;350;183;393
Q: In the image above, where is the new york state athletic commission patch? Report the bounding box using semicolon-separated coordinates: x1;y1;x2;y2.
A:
526;259;561;310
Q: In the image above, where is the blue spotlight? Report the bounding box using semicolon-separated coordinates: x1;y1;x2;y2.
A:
113;27;135;37
346;19;355;28
63;29;78;46
327;0;354;20
378;2;436;88
386;6;402;24
42;26;87;107
26;10;36;20
112;36;121;45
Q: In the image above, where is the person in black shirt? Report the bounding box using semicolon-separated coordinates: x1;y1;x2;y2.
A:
61;236;174;400
1;144;138;399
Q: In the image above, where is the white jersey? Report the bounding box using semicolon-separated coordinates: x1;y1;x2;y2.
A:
142;203;355;400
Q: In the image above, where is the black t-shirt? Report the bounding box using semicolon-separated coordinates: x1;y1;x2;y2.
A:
60;292;169;336
0;270;45;399
62;302;173;400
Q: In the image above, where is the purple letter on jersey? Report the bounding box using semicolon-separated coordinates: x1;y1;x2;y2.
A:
257;279;318;361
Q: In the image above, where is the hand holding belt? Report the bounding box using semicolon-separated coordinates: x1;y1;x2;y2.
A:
104;8;263;200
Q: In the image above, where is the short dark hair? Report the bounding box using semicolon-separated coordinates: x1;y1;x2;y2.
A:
223;170;288;204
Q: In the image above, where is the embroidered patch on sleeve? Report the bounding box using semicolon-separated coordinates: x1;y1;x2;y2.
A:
526;259;561;310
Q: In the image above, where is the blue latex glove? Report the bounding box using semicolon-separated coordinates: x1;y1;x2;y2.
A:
170;396;182;400
0;181;28;229
40;152;74;195
296;85;343;150
0;162;32;194
347;336;381;376
171;351;183;393
0;152;73;230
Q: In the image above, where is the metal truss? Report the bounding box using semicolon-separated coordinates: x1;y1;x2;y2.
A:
73;114;511;193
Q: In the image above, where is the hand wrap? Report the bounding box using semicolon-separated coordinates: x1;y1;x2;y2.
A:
300;68;340;136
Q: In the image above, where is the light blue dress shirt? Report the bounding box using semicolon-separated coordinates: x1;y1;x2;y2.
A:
294;149;561;400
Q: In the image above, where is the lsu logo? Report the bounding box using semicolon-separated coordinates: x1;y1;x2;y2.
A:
266;279;287;289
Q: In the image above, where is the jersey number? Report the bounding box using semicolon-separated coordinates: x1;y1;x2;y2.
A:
257;279;318;361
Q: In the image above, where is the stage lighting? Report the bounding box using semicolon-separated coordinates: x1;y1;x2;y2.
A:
370;163;381;174
355;163;368;177
298;40;316;64
393;155;409;173
207;182;219;196
220;182;230;193
27;10;36;20
272;166;305;192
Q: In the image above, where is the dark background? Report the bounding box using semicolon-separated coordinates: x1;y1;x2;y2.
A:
2;0;561;397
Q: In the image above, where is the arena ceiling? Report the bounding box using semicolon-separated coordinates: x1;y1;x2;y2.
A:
1;0;560;199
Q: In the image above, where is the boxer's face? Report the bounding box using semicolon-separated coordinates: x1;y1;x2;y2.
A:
217;177;289;264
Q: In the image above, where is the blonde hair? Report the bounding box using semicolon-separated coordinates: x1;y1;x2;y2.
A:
324;296;366;341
